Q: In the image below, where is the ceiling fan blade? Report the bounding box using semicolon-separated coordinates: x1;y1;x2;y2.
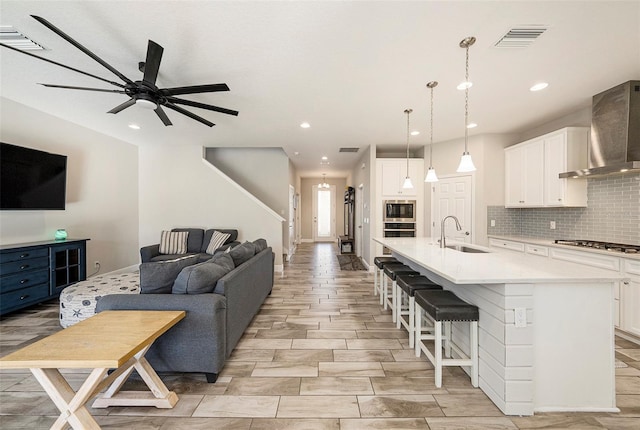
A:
154;106;173;126
107;99;136;114
31;15;134;85
0;43;125;88
38;83;126;94
160;83;229;96
143;40;163;86
166;96;239;116
164;102;215;127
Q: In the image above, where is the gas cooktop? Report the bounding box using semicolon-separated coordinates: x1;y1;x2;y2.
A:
555;239;640;254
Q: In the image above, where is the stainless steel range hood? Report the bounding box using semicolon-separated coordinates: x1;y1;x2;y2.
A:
560;80;640;178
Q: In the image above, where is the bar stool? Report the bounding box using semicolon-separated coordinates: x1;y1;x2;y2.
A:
414;289;479;388
373;257;399;298
382;264;418;322
395;274;442;347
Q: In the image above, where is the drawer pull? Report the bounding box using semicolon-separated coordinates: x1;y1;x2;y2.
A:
20;279;29;284
21;253;30;258
20;264;30;270
20;295;30;300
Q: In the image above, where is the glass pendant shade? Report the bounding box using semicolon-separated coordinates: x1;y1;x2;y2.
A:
424;167;438;182
457;152;476;172
402;176;414;189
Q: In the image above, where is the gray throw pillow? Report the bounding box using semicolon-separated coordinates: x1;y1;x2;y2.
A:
139;255;199;294
229;241;256;266
253;238;268;253
172;253;235;294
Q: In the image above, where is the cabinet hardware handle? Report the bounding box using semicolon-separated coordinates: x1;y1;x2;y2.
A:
20;253;30;258
20;295;30;300
623;281;630;285
558;198;562;201
20;264;29;270
20;279;28;284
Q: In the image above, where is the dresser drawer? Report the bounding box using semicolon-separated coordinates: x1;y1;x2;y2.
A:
0;248;48;264
0;256;49;277
0;283;50;314
0;269;49;294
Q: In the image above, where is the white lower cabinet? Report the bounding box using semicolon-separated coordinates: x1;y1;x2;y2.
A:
488;238;525;253
622;260;640;337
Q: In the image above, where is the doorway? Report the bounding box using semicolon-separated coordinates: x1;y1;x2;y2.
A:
312;184;336;242
431;174;474;243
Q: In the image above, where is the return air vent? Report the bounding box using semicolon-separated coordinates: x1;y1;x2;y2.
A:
0;26;44;50
494;27;547;48
339;147;359;153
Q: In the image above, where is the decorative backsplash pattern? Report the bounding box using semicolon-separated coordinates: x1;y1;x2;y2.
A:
488;172;640;245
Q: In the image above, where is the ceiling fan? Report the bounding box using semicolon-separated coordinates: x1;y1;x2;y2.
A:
0;15;238;127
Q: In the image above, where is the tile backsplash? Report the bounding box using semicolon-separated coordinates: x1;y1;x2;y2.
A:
488;172;640;245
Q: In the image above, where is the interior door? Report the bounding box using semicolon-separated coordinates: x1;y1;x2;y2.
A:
431;175;473;243
288;184;296;260
312;184;336;242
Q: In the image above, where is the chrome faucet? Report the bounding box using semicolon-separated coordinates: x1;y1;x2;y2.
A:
440;215;462;248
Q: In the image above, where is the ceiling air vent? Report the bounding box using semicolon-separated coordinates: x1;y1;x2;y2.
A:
339;147;359;153
0;26;44;50
494;27;547;48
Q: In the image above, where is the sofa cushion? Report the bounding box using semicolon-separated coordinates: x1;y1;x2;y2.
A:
140;255;199;294
201;229;238;253
159;230;189;255
172;228;205;253
205;230;232;255
172;253;235;294
229;241;256;266
253;238;268;253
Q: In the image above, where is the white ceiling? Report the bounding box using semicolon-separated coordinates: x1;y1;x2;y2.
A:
1;1;639;178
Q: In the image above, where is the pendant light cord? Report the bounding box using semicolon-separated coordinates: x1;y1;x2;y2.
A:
404;108;412;176
464;44;470;154
429;84;434;167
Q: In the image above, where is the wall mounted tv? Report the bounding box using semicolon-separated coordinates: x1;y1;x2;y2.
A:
1;142;67;210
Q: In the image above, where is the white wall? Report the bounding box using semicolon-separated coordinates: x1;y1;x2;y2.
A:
349;146;373;266
0;97;139;273
138;144;284;266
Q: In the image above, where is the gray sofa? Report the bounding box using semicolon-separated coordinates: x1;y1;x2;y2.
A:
97;243;274;383
140;227;240;263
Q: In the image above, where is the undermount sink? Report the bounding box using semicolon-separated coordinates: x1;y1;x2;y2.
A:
445;244;488;253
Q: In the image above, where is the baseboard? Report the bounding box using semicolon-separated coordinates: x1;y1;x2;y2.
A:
274;264;284;273
89;264;138;278
301;239;314;243
615;328;640;346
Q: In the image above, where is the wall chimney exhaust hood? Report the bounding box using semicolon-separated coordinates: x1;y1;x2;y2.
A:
560;80;640;178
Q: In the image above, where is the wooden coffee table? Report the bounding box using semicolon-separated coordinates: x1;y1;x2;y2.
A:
0;310;185;430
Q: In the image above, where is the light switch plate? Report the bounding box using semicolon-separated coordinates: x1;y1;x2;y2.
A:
490;219;496;227
550;221;556;230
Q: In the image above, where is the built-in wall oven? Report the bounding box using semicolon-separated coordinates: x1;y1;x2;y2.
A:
384;200;416;222
383;200;416;254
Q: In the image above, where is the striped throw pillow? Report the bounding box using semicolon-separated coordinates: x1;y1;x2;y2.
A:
159;230;189;255
205;230;231;255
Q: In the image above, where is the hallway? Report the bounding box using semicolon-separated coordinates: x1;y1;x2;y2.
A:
0;242;639;429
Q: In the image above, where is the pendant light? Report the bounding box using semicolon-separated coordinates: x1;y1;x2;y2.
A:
402;108;414;189
424;81;439;183
319;173;329;189
456;36;477;173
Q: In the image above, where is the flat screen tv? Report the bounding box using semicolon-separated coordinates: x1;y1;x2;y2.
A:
0;142;67;210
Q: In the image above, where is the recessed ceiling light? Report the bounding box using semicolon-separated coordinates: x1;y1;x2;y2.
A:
457;81;473;90
530;82;549;92
466;122;477;129
411;131;420;136
300;122;310;128
321;156;328;160
128;124;140;130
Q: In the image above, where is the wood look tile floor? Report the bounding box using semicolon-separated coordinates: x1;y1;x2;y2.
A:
1;242;639;429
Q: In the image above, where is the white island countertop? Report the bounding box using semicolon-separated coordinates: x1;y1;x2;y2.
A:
373;237;624;284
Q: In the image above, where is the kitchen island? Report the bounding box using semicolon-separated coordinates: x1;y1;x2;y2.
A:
374;237;623;416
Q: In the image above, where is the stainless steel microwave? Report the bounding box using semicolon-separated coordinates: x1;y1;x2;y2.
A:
384;200;416;222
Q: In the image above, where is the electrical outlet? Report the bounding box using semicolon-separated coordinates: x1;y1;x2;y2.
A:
550;221;556;230
490;219;496;227
514;308;527;327
94;261;100;268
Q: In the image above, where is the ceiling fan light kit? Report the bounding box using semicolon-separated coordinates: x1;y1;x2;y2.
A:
0;15;238;127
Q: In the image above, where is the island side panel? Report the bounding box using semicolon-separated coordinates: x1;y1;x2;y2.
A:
533;281;617;412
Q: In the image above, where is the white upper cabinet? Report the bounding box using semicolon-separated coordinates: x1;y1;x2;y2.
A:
505;127;588;208
505;139;544;207
378;158;423;197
